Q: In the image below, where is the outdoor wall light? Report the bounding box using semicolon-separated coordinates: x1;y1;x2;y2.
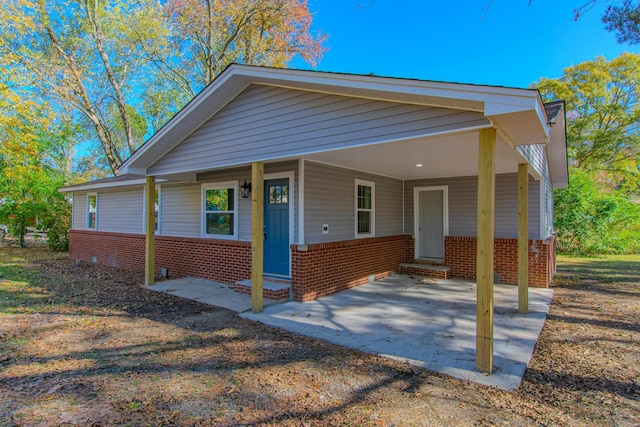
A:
240;179;252;198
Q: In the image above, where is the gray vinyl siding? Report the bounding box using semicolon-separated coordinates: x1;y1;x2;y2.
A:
72;192;87;230
404;174;541;240
148;84;489;175
95;187;144;233
304;161;403;244
197;161;299;242
160;183;201;237
517;144;547;180
517;144;554;239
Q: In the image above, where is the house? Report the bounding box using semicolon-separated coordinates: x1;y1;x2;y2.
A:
60;65;567;373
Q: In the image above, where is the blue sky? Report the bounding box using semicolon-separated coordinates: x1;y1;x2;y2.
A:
291;0;633;88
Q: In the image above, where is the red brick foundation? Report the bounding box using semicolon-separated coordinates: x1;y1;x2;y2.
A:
399;265;449;280
70;230;554;303
291;235;408;302
69;230;251;285
234;283;291;301
442;235;554;288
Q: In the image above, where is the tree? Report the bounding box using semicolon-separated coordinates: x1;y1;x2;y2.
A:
573;0;640;45
554;168;640;254
0;0;162;173
526;1;639;45
0;83;69;248
602;0;640;44
535;53;640;254
0;0;326;174
134;0;327;98
535;53;640;192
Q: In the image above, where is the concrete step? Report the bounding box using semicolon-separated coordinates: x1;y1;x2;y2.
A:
399;263;449;279
235;279;292;301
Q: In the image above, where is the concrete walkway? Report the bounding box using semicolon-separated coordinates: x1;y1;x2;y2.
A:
241;275;553;391
142;277;278;312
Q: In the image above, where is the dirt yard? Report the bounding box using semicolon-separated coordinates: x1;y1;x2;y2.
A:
1;241;638;426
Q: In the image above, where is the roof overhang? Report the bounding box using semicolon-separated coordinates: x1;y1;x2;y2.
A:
119;65;552;176
59;177;168;192
545;102;569;188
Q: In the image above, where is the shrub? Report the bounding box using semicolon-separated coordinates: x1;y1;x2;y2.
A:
41;193;71;251
555;169;640;254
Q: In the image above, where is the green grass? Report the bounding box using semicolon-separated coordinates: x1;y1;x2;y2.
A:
556;253;640;284
0;246;66;314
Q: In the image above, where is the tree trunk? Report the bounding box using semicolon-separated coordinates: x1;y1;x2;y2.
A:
85;0;136;156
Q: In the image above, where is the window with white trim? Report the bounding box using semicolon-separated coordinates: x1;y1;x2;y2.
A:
355;179;375;238
154;187;160;233
143;186;161;234
86;193;97;229
202;182;238;239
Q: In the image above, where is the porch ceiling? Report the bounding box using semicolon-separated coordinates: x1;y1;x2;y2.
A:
302;129;526;180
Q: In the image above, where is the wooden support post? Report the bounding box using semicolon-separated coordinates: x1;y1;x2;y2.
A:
145;176;156;286
518;163;529;314
476;128;496;374
251;162;265;313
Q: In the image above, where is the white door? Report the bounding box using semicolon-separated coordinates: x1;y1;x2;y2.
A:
415;188;446;260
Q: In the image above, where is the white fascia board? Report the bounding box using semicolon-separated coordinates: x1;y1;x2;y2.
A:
239;66;540;112
534;98;551;141
120;166;146;175
487;102;551;146
59;178;168;193
547;109;569;189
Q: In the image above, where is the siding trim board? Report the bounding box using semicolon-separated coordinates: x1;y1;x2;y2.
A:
298;159;305;245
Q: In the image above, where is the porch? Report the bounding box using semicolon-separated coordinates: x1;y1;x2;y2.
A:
139;273;552;390
112;66;566;375
241;275;553;391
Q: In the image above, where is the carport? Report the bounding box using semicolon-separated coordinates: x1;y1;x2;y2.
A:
112;66;565;377
241;275;553;391
143;273;552;390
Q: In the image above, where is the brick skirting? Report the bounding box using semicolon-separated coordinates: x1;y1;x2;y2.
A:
70;230;554;303
234;283;291;301
399;265;449;280
69;230;251;285
442;235;554;288
291;235;409;302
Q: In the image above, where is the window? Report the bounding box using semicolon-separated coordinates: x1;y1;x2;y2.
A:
355;179;374;238
87;193;97;229
154;188;160;233
202;182;238;239
268;184;288;204
143;186;161;234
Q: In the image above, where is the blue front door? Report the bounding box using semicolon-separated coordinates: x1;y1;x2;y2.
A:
264;178;290;276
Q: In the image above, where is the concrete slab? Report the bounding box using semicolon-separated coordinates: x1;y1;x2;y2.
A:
241;275;553;391
142;277;278;313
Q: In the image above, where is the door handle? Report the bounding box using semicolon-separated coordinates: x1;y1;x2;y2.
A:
264;232;267;241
